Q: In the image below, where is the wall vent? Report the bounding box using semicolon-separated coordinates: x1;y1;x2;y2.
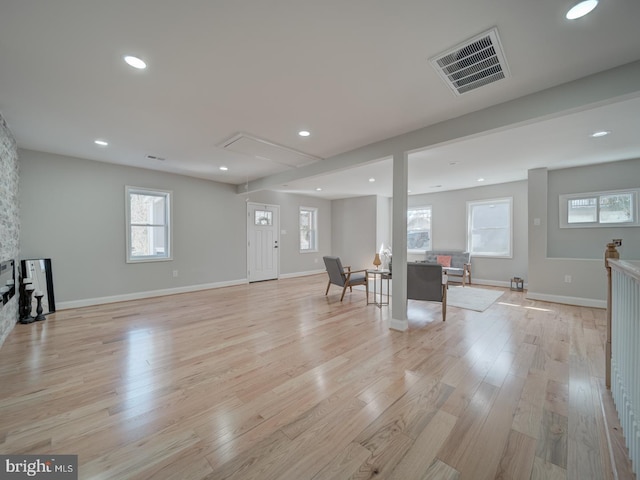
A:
429;28;510;95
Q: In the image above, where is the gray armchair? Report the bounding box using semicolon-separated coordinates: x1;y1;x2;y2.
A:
407;262;447;321
323;256;368;301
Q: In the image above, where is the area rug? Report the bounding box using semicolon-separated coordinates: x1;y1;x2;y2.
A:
446;286;504;312
355;282;504;312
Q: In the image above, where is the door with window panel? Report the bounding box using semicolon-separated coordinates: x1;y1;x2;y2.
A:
247;203;280;282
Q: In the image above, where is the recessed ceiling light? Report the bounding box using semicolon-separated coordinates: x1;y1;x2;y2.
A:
219;166;228;171
94;139;108;146
298;130;310;137
477;178;485;182
315;187;322;191
566;0;598;19
124;55;147;69
369;178;376;183
590;130;611;138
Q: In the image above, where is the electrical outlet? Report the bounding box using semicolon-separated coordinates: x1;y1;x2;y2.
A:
613;239;622;247
564;275;572;283
172;270;178;277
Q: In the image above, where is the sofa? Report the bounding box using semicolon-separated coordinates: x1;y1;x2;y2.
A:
424;250;471;286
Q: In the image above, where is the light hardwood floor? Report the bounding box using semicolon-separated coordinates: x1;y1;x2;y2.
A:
0;275;634;479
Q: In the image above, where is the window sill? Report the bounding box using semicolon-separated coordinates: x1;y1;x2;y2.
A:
126;256;173;264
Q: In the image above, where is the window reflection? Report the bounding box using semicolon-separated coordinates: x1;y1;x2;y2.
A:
123;329;155;416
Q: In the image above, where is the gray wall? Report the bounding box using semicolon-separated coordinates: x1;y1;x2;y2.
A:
526;161;638;306
0;115;20;346
407;180;528;285
376;196;392;254
247;190;332;275
19;149;248;306
547;157;640;259
331;196;378;270
16;147;636;315
528;159;639;306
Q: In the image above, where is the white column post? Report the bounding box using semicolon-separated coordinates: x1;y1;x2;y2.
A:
390;151;408;331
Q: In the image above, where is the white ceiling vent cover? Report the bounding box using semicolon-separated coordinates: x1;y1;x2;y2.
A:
430;28;510;95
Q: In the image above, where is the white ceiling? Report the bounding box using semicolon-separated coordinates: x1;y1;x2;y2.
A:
1;0;640;199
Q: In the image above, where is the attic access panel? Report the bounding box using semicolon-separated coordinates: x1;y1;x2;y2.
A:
220;133;321;168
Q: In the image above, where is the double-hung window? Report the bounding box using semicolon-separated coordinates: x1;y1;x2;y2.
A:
407;206;432;252
299;207;318;252
126;186;172;263
467;197;512;257
560;189;638;227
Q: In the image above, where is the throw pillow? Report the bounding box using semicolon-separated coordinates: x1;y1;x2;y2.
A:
436;255;452;267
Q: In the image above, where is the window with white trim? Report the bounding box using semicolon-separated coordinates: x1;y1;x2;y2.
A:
408;206;432;252
126;186;172;263
560;189;639;228
467;197;512;257
299;207;318;252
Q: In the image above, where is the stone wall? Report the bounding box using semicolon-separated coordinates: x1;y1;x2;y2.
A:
0;113;20;347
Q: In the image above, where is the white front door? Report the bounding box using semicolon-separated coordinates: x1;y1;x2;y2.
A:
247;203;280;282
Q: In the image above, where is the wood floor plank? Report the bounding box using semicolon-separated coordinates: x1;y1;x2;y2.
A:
567;353;607;479
387;410;457;480
455;374;526;479
0;275;628;479
536;409;568;469
310;442;372;480
512;370;548;439
531;456;567;480
494;429;537;480
436;381;498;468
421;459;460;480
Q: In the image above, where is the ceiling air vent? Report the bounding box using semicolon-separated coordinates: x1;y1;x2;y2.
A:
430;28;510;95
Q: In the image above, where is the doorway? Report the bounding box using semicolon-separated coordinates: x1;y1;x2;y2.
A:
247;202;280;282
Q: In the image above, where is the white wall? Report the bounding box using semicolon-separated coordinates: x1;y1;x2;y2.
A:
407;180;529;285
19;149;248;307
331;196;377;270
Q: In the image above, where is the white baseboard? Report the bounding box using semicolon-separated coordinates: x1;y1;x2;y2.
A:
279;269;325;279
389;318;408;331
57;279;249;310
526;291;606;309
